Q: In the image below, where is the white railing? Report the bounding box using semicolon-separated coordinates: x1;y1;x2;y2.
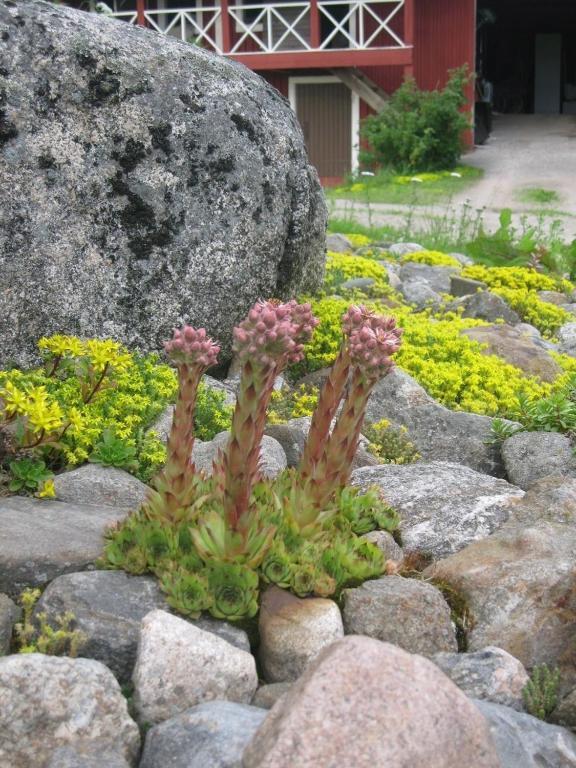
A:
110;8;223;50
109;0;407;54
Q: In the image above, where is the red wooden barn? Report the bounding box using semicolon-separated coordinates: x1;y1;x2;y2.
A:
66;1;576;183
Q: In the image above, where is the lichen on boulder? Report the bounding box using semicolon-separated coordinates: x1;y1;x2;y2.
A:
0;0;326;367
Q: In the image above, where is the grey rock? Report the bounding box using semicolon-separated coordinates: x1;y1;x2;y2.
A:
252;683;292;710
140;701;266;768
462;325;562;382
508;475;576;527
326;233;352;252
0;496;130;597
537;290;568;306
132;610;258;725
258;587;344;683
462;291;521;324
427;520;576;693
380;263;402;290
474;699;576;768
432;647;529;710
552;688;576;730
449;252;475;266
0;0;325;368
339;277;375;292
0;593;19;655
264;417;310;467
360;530;404;562
502;432;576;489
516;322;542;338
32;571;249;682
342;576;457;656
399;262;460;293
398;279;442;308
387;242;424;257
203;376;238;408
558;322;576;357
192;431;286;478
53;464;148;510
352;461;524;558
45;747;131;768
0;654;140;767
364;368;516;476
450;275;487;297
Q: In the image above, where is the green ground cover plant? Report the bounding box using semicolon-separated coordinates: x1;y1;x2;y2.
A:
517;188;560;206
327;165;482;206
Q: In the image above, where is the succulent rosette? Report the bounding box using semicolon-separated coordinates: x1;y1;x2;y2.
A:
160;568;212;618
208;563;259;620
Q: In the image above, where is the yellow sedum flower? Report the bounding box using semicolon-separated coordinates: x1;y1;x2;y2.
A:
84;339;132;374
400;250;462;268
38;335;85;358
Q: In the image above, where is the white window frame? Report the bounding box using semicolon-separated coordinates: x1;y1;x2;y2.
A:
288;75;360;175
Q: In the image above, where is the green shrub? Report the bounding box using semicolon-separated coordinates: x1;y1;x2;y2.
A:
360;68;470;173
523;664;561;721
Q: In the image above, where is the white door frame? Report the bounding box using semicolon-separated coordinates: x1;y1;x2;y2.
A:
288;75;360;175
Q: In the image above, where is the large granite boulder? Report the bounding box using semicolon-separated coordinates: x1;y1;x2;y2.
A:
426;520;576;692
0;0;326;367
243;636;500;768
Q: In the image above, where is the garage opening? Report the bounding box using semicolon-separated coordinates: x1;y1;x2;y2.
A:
477;0;576;115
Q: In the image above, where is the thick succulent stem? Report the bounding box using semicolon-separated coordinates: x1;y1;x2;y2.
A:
217;300;318;532
145;325;220;524
306;306;402;510
299;346;351;479
220;358;277;530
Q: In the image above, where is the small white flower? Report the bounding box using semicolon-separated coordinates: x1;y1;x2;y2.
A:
360;171;375;177
410;177;423;183
450;172;462;178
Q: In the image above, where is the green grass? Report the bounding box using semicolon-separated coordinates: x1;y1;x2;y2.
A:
517;187;561;205
326;165;483;206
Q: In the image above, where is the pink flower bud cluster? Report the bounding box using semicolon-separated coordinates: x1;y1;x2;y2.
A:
233;300;319;365
342;305;402;376
164;326;220;369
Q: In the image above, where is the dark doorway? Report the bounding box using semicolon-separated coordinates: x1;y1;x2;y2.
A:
477;0;576;115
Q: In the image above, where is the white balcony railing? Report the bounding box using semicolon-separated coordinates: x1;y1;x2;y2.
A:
109;0;407;55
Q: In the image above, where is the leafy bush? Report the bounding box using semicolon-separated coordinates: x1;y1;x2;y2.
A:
104;302;402;620
0;336;176;477
400;250;462;268
360;68;470;173
89;429;139;472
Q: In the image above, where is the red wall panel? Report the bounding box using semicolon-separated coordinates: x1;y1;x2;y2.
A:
262;72;289;98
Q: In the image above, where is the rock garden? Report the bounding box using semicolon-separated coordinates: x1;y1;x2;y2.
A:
1;2;576;768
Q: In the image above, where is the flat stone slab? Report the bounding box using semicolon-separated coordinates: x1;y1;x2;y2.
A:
0;497;130;597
